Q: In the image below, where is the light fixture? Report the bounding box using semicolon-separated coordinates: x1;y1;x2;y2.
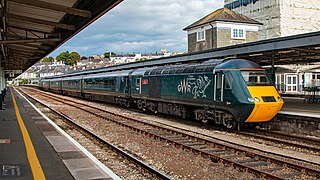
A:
249;53;263;57
278;50;295;54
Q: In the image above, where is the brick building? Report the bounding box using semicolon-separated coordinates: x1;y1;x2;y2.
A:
183;8;262;53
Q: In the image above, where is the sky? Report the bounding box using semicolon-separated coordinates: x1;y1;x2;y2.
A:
49;0;224;57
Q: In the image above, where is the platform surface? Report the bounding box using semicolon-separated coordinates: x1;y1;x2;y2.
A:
280;97;320;118
0;87;118;179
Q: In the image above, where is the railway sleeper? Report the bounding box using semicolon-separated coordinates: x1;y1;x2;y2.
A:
260;167;283;172
166;137;188;141
245;161;269;167
280;172;302;178
177;140;195;144
204;149;225;153
236;158;257;164
182;142;204;147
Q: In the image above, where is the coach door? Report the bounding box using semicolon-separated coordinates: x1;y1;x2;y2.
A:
135;77;142;97
124;77;130;97
214;73;224;103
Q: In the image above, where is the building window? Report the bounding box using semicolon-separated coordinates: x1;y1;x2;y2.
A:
197;30;205;42
232;28;245;39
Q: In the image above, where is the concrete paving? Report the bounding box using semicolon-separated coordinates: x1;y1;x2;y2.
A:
0;87;118;179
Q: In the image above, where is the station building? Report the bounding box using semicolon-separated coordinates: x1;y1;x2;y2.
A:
183;8;261;53
183;1;320;95
274;65;320;94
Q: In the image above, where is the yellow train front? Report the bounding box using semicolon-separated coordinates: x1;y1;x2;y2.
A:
212;59;284;129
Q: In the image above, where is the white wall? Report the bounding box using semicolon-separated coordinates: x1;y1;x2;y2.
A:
225;0;320;40
0;67;4;91
280;0;320;36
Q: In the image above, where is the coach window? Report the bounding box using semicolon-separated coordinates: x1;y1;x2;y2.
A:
136;78;141;86
225;77;232;89
111;79;116;85
216;74;222;90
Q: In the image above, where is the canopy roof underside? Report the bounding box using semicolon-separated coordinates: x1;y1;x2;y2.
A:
0;0;123;78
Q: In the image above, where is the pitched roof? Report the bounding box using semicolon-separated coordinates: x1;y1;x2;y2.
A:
183;8;262;30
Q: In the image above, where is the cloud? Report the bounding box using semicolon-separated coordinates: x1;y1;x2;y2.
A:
50;0;223;57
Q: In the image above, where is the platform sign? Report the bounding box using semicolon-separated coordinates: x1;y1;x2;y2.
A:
0;139;10;144
0;165;24;176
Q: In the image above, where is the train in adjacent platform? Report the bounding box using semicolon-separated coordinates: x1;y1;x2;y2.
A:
39;59;284;130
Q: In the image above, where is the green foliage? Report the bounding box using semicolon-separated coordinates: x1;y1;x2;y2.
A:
56;51;80;66
81;56;88;60
65;52;81;66
19;79;29;84
136;58;148;61
104;52;116;58
56;51;70;63
41;56;54;62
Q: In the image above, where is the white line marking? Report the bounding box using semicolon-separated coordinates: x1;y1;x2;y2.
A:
15;88;121;180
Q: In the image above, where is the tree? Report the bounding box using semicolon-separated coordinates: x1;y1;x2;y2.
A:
81;56;88;60
65;52;80;66
55;51;81;66
56;51;70;63
104;52;116;58
136;58;148;61
41;56;54;62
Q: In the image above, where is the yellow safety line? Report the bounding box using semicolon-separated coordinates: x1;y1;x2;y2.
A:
10;88;46;180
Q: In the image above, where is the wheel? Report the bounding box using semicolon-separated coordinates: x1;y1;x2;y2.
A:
124;100;130;107
137;100;143;109
201;119;208;124
224;120;237;129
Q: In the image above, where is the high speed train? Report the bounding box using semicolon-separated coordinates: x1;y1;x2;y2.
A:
39;59;284;130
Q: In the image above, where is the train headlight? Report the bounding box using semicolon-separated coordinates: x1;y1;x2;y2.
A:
247;98;254;102
277;96;282;101
254;97;260;102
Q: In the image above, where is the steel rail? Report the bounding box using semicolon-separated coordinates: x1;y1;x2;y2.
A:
19;87;320;179
233;130;320;153
17;88;172;180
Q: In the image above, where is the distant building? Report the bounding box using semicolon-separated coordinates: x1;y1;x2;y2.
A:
183;8;261;53
224;0;320;40
110;51;181;64
18;51;183;84
274;64;320;94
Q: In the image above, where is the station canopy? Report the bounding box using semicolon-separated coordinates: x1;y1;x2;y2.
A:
0;0;122;78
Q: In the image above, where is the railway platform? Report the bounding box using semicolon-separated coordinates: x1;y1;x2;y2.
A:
0;87;119;179
280;97;320;118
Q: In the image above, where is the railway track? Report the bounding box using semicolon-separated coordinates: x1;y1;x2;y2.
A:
236;130;320;154
18;87;320;179
17;87;171;180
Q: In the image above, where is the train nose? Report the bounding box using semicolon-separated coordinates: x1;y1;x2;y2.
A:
245;86;284;123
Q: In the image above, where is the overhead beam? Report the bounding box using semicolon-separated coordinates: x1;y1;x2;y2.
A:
8;0;91;18
8;46;47;53
0;38;61;44
4;13;75;30
8;25;52;34
8;43;52;50
9;51;35;55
